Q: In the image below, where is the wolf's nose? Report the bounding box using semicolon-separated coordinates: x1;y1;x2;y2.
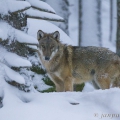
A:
45;56;50;61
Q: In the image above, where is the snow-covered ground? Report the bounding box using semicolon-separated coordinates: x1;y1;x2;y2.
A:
0;78;120;120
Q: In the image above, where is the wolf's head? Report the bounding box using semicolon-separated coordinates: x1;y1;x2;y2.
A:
37;30;60;61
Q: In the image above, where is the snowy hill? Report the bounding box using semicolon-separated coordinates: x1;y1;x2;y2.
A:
0;80;120;120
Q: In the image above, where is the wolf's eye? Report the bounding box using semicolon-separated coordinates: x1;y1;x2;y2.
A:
41;45;45;49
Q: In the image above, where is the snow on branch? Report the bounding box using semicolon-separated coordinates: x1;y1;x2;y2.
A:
26;0;55;14
15;29;38;45
4;65;25;85
26;8;64;22
0;46;32;67
0;28;7;41
0;21;38;45
27;45;38;51
0;1;31;15
4;53;32;68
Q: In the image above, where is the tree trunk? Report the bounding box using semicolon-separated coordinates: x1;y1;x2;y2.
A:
59;0;70;35
110;0;113;42
78;0;82;46
97;0;102;47
116;0;120;56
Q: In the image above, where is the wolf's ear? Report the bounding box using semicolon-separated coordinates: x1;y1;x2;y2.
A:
52;31;60;40
37;30;44;41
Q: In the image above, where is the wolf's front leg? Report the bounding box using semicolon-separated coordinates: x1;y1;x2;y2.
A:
53;77;64;92
49;73;64;92
55;81;64;92
64;77;73;91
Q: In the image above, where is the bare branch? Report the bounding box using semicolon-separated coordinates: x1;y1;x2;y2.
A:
31;6;55;14
11;6;31;14
27;15;65;22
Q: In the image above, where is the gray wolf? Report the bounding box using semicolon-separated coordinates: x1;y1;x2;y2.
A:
37;30;120;92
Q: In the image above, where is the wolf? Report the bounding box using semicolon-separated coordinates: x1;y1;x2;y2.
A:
37;30;120;92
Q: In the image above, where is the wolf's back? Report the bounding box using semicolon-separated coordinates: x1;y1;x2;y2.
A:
72;46;120;68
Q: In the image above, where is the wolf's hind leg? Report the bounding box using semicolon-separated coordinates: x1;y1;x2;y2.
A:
96;76;110;89
111;75;120;88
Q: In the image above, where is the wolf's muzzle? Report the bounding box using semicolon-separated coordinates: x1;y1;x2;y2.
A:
45;56;50;61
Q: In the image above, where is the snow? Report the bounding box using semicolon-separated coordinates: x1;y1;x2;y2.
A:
8;1;31;13
27;45;38;50
4;64;25;85
27;18;75;45
4;53;32;67
15;29;38;44
0;46;32;67
82;82;95;92
32;74;52;91
0;29;6;41
0;22;9;40
28;54;39;66
26;0;55;13
26;8;64;21
0;85;120;120
0;0;31;15
0;21;38;44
